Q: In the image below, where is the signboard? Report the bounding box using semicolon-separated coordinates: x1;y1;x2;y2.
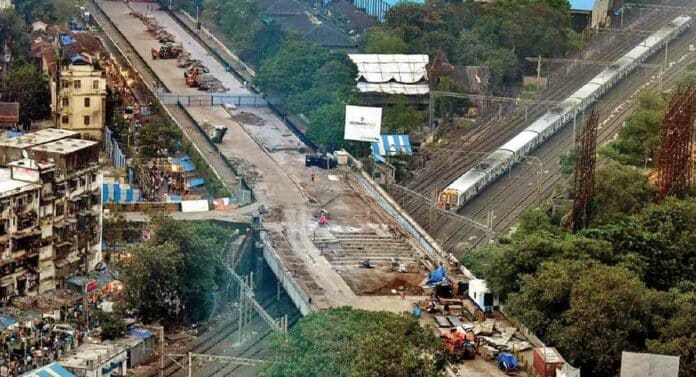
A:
11;167;40;183
344;105;382;142
181;199;210;213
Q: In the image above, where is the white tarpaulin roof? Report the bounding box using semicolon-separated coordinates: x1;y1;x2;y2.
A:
356;82;430;95
348;54;429;85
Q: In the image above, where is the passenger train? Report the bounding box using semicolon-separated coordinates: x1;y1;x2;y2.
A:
437;15;692;211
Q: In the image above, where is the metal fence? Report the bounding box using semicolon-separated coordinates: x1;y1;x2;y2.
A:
159;93;269;107
104;127;127;168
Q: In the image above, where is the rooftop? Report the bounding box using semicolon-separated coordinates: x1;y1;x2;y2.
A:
7;158;56;171
59;343;126;370
0;168;40;196
0;128;79;150
30;138;99;155
348;54;430;95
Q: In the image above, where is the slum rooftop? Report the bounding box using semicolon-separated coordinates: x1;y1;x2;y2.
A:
30;138;99;155
0;168;40;196
0;128;79;149
7;158;56;171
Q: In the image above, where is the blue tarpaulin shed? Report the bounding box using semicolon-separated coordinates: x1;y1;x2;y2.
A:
21;362;75;377
0;314;16;330
169;155;196;172
187;177;205;188
60;35;75;45
371;134;412;163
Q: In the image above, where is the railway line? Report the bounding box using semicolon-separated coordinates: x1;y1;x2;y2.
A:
433;18;696;253
391;2;693;254
145;288;298;377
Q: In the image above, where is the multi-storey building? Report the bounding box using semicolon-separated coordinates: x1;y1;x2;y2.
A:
54;55;107;141
0;129;102;299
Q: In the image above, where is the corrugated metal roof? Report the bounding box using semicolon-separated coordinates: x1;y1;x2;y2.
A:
349;54;429;84
569;0;595;11
371;134;413;158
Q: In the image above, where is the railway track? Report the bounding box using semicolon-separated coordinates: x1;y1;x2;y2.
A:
438;20;696;253
393;2;692;251
145;290;297;377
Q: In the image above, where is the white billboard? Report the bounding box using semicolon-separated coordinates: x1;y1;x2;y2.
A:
344;105;382;142
181;199;210;213
11;167;40;183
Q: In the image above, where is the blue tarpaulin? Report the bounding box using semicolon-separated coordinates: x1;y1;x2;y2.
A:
0;314;16;330
127;327;153;339
497;353;520;370
21;363;75;377
6;131;23;138
187;177;205;188
426;266;446;285
169;155;196;172
569;0;595;11
167;195;182;203
371;134;412;162
60;35;75;46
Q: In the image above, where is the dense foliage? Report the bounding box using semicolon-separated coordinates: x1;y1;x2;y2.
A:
121;217;232;326
461;84;696;377
260;307;447;377
4;59;51;127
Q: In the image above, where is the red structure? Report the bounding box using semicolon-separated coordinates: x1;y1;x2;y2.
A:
533;347;565;377
656;84;696;200
569;109;599;232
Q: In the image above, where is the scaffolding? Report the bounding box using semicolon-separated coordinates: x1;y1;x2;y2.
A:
656;84;696;199
568;109;599;232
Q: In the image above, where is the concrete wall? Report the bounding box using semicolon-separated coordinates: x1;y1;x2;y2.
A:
259;231;313;315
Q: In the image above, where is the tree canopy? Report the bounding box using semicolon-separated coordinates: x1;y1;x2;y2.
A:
121;217;232;326
4;59;51;127
260;307;446;377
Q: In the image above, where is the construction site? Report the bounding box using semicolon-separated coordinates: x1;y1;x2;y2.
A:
82;0;696;375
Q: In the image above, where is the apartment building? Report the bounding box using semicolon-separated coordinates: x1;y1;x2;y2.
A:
54;55;107;141
0;129;102;300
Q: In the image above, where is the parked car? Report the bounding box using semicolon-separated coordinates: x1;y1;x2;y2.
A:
305;154;336;169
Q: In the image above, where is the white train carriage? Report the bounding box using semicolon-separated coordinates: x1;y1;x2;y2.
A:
524;111;563;141
438;170;487;210
437;15;692;212
499;130;541;157
569;82;602;112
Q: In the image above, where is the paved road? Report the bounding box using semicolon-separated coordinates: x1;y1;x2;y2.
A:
90;0;238;192
95;0;417;312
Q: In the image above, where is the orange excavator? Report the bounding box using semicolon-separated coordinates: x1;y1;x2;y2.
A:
441;327;478;360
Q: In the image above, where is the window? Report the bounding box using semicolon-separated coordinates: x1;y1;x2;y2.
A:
62;97;69;107
83;116;90;125
62;81;69;89
61;116;69;124
84;98;90;107
92;80;99;90
73;80;81;89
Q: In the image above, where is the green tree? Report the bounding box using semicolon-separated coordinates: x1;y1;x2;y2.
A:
364;28;408;54
5;59;51;127
550;265;649;377
306;99;347;148
94;310;127;340
122;241;184;323
383;95;426;133
0;9;28;58
592;160;656;220
260;307;446;377
136;116;182;158
255;40;333;100
121;218;232;325
603;91;665;165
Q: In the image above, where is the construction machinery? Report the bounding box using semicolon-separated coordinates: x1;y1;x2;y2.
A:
441;327;478;360
151;43;183;60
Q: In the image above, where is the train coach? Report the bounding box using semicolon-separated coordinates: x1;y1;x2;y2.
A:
437;15;692;211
